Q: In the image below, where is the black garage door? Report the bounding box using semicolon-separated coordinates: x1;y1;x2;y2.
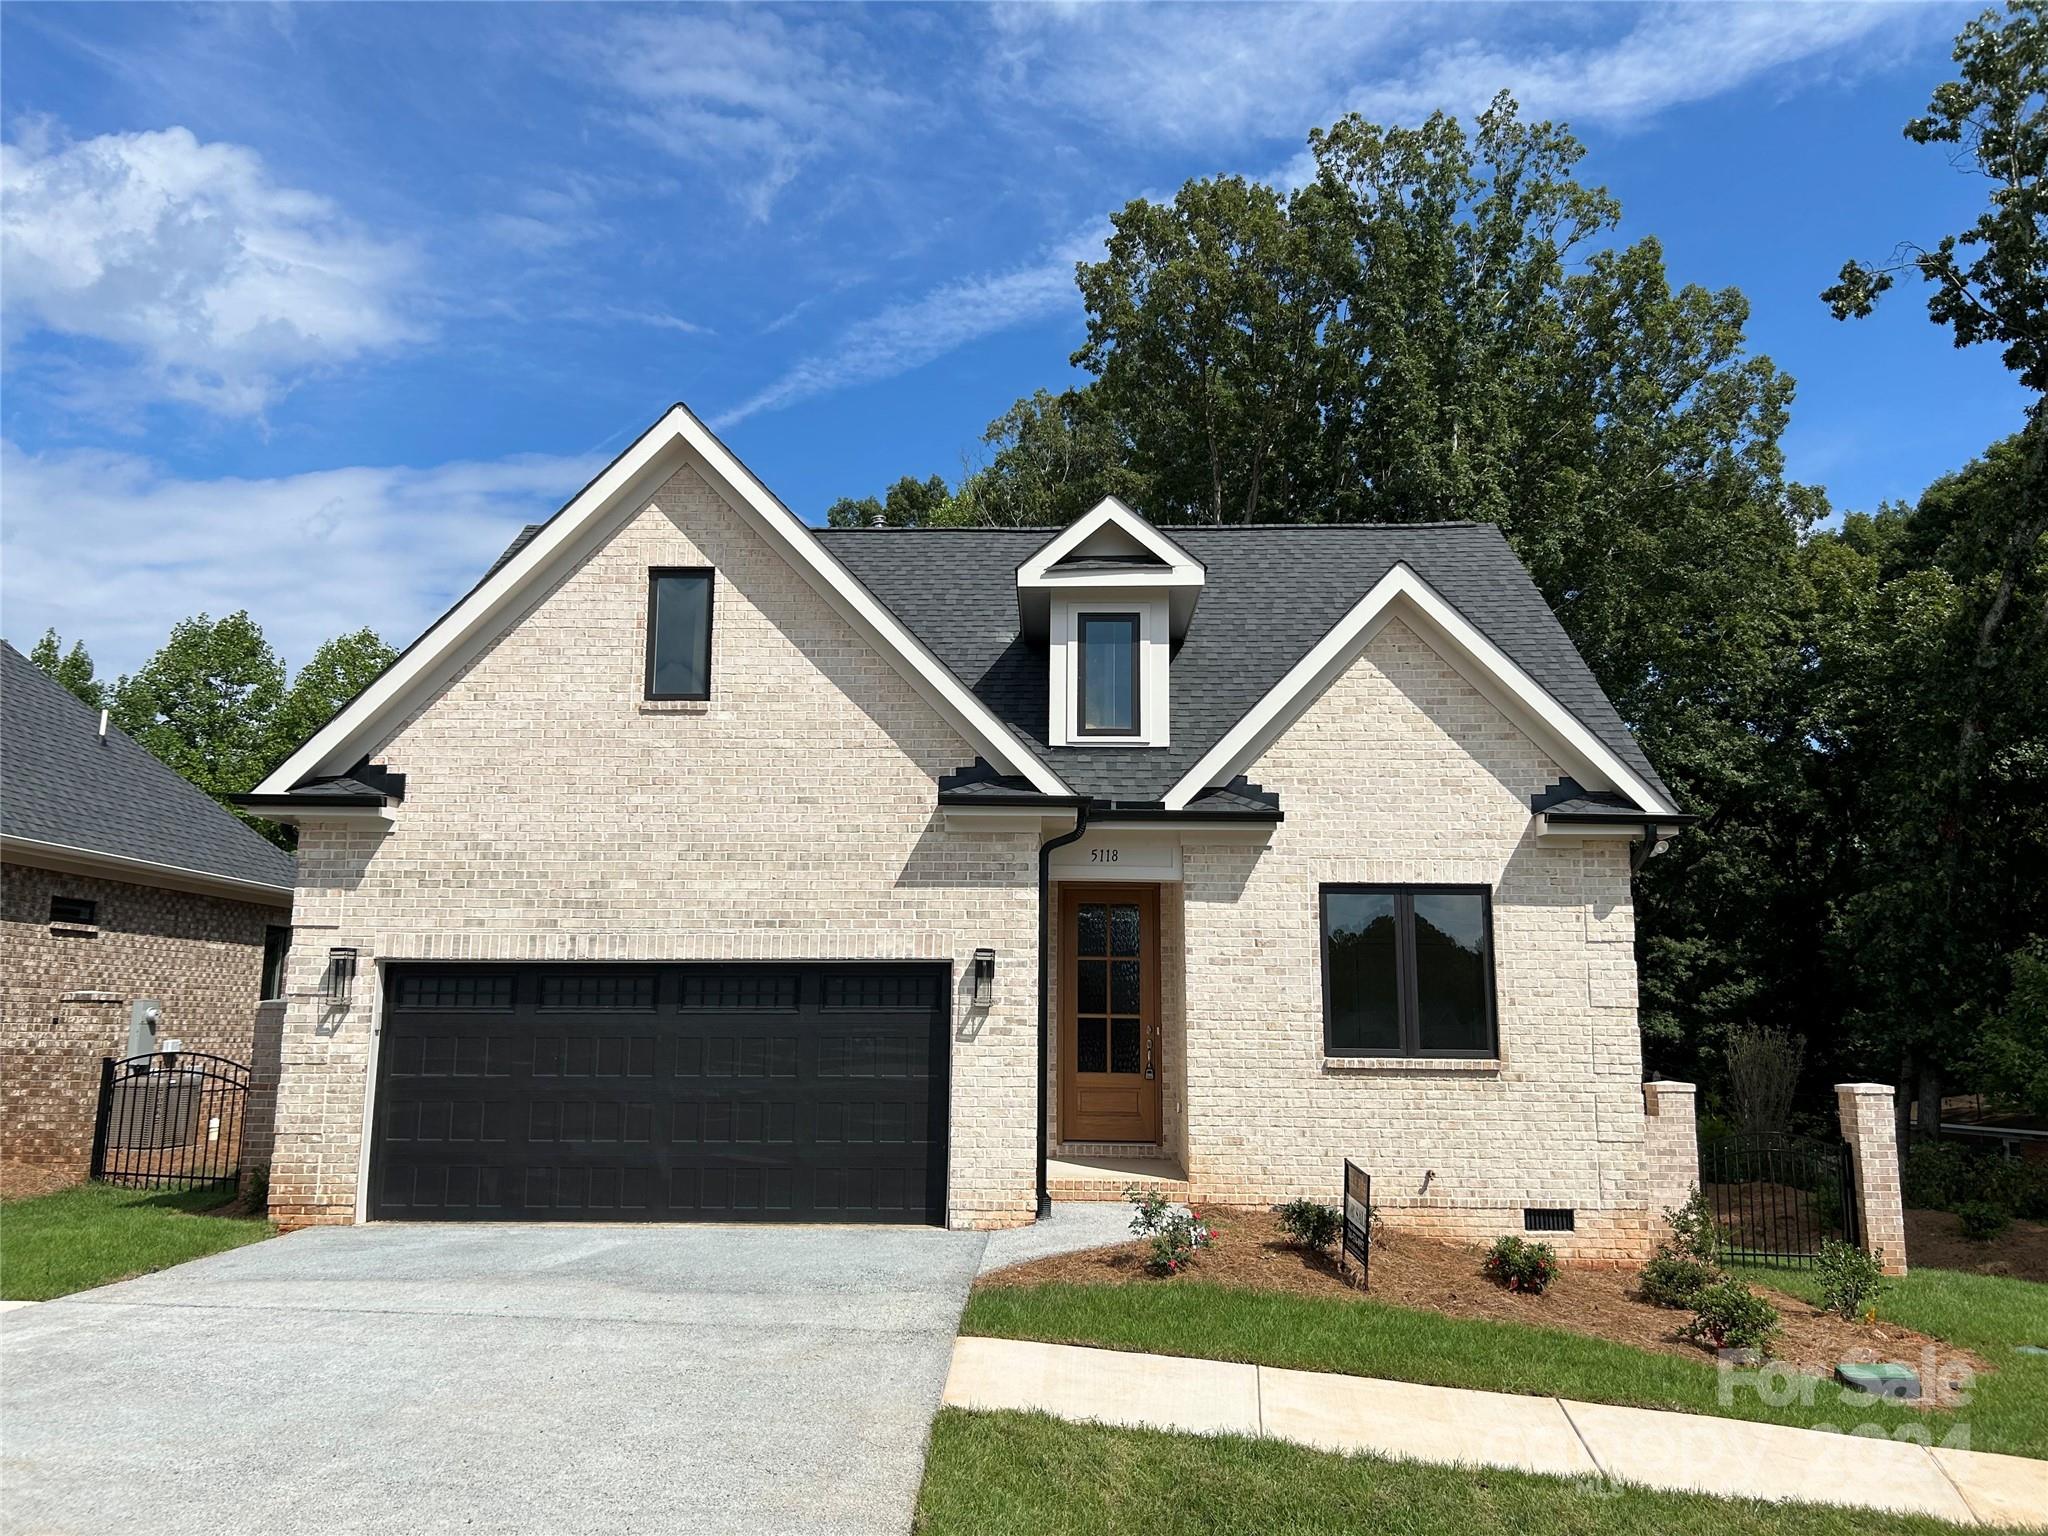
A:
369;963;949;1224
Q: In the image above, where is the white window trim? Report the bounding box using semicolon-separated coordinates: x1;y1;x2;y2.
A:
1049;595;1169;747
1162;563;1682;816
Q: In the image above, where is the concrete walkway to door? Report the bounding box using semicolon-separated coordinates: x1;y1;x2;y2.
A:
4;1221;1002;1536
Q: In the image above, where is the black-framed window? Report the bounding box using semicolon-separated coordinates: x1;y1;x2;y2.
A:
645;568;714;700
1076;611;1140;735
261;925;292;1001
50;895;97;926
1321;884;1497;1058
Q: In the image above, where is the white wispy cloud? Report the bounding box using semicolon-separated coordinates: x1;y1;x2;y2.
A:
712;222;1108;429
0;440;598;673
0;123;423;416
1344;3;1910;128
587;8;904;222
725;1;1922;425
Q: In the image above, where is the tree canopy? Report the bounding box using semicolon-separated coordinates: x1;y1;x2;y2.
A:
826;6;2048;1120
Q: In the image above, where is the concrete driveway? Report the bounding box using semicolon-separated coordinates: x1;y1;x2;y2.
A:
1;1222;995;1536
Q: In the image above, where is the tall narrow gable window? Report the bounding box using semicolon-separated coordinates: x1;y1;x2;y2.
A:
646;568;714;700
1321;884;1497;1058
1076;612;1140;736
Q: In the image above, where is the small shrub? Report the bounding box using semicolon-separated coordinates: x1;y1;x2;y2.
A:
1663;1187;1723;1265
1126;1184;1215;1275
241;1168;269;1215
1815;1237;1885;1321
1481;1235;1559;1295
1682;1278;1780;1356
1638;1250;1719;1309
1275;1198;1341;1252
1957;1200;2012;1243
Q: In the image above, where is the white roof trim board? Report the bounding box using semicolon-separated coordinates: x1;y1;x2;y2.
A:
1161;563;1684;817
256;404;1074;799
1016;496;1206;586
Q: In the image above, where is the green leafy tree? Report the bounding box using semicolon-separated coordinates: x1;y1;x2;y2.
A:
28;627;105;710
110;612;287;807
267;628;398;767
1824;2;2048;1126
824;474;955;527
950;389;1152;527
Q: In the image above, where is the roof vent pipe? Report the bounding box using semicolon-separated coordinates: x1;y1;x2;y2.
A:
98;709;109;739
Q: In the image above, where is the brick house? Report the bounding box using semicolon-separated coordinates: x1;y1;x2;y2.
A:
1;640;294;1179
237;404;1692;1255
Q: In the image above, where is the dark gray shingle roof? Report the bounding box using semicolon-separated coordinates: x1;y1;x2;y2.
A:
1;641;294;892
816;523;1673;809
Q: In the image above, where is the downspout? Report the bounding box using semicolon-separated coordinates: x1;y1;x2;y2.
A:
1630;822;1666;875
1037;800;1091;1218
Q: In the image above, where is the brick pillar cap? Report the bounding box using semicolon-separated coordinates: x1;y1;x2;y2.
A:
1644;1079;1697;1092
1836;1082;1896;1097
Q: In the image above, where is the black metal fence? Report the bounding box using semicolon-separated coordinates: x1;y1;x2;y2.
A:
89;1051;250;1192
1701;1130;1857;1268
1341;1159;1372;1288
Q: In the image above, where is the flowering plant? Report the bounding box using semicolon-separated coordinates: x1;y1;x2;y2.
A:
1126;1185;1216;1275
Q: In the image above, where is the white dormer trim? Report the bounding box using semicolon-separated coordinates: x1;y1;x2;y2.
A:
1018;496;1205;581
1016;497;1205;644
1161;563;1683;817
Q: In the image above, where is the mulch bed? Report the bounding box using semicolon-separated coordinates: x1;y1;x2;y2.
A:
980;1207;1987;1407
1907;1207;2048;1283
0;1161;80;1201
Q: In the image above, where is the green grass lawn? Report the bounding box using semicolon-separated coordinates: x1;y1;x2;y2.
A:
1731;1260;2048;1462
915;1408;1977;1535
962;1265;2048;1459
0;1182;274;1301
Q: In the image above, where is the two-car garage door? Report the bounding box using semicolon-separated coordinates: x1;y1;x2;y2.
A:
368;963;949;1225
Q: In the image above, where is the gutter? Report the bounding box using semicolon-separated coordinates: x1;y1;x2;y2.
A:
1036;801;1091;1218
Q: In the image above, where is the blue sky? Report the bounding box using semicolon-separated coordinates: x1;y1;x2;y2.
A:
0;1;2027;675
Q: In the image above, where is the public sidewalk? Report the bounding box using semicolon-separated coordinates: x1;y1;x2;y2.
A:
944;1336;2048;1529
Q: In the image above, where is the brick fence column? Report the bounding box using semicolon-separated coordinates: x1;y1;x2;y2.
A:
1837;1082;1909;1275
239;999;287;1194
1641;1080;1699;1232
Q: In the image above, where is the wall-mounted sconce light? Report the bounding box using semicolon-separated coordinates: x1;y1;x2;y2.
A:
324;947;359;1007
972;948;996;1007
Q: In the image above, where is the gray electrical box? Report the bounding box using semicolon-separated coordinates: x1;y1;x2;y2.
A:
126;997;162;1059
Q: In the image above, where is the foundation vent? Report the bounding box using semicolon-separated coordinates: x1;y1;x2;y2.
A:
1523;1207;1576;1233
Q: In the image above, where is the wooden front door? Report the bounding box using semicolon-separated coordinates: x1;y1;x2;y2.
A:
1059;886;1161;1144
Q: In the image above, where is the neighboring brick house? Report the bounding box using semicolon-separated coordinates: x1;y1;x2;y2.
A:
1;641;294;1178
237;404;1691;1254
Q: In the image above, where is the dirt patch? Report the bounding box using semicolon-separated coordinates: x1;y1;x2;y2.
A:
981;1207;1986;1407
0;1162;80;1201
1907;1207;2048;1282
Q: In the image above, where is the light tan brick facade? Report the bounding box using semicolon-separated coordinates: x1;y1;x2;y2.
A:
268;464;1042;1229
265;463;1667;1253
1;860;282;1176
1070;619;1655;1261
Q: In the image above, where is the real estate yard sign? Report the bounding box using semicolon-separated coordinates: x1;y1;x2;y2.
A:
1342;1160;1371;1288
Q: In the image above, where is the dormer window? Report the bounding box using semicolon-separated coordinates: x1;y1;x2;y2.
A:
1018;498;1205;750
1076;613;1141;736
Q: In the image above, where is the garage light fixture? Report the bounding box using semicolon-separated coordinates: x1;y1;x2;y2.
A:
324;947;359;1007
972;948;997;1007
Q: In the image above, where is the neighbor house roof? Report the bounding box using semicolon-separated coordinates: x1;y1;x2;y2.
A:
817;522;1676;810
0;641;294;901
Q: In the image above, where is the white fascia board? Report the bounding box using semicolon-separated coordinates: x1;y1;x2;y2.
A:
1017;497;1205;583
1537;816;1686;842
256;404;1070;799
1161;563;1682;817
1;835;295;906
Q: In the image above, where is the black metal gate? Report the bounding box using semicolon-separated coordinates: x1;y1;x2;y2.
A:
1701;1131;1858;1267
90;1051;250;1192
